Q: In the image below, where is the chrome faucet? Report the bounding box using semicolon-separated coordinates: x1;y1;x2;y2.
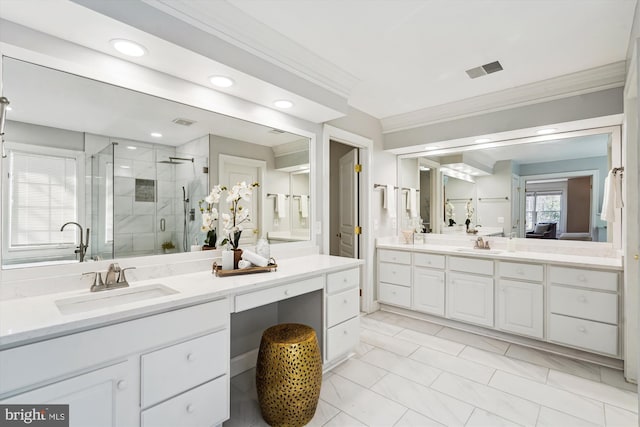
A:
83;263;136;292
60;222;90;262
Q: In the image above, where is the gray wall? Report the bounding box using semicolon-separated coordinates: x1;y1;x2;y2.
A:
384;87;624;150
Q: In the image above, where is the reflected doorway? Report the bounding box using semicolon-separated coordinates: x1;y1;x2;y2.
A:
329;140;360;259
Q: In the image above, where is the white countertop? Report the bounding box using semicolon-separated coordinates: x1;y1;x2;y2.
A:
0;255;363;349
377;242;623;270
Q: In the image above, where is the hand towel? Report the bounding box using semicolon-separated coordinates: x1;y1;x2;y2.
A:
385;184;396;218
601;169;623;222
407;188;417;218
299;194;309;218
275;193;287;218
242;249;269;267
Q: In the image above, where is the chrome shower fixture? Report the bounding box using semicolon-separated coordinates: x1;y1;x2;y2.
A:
0;97;10;158
157;156;194;164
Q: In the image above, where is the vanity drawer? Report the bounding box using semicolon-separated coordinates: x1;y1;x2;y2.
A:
448;256;493;276
326;316;360;362
327;267;360;294
235;276;323;312
379;263;411;286
326;288;359;328
500;262;543;282
141;376;227;427
414;252;445;269
378;283;411;307
549;286;617;324
549;314;618;356
378;249;411;265
141;330;227;408
549;267;617;292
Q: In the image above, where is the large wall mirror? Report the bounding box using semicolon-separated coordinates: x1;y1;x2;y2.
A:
1;57;311;269
398;126;621;245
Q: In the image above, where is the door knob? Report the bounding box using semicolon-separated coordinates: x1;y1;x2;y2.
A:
336;233;342;238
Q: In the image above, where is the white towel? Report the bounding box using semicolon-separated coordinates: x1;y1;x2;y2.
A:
601;170;623;222
384;184;396;218
275;193;287;218
299;194;309;218
407;188;417;218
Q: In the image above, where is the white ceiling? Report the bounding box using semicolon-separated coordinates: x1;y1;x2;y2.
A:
185;0;637;118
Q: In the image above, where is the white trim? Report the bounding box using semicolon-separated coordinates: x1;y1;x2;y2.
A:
382;62;626;133
322;124;374;313
145;0;359;98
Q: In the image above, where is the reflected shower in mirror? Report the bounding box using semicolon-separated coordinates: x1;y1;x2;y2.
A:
1;57;311;269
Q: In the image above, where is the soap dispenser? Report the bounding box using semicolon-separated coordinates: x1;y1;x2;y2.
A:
507;232;516;252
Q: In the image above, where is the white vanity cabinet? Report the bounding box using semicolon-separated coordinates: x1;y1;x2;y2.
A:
446;256;494;327
325;267;361;364
378;249;412;308
0;299;230;427
497;262;544;339
412;253;446;316
1;361;136;427
548;266;619;356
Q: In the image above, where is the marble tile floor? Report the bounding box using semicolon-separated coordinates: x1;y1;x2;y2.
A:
224;311;638;427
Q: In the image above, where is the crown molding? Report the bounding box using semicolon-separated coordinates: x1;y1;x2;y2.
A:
382;61;627;134
144;0;360;99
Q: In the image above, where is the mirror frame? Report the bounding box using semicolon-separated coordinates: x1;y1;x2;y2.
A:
397;125;623;248
0;35;318;275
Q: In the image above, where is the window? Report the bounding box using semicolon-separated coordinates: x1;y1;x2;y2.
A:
2;143;84;263
525;191;562;231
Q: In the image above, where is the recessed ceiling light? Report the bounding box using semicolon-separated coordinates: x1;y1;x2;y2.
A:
126;146;137;150
120;165;131;169
424;145;441;151
110;39;147;57
474;138;491;143
274;100;293;109
536;128;557;135
150;132;162;138
209;75;234;88
6;106;12;111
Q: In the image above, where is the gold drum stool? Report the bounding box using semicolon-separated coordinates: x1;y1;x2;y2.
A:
256;323;322;426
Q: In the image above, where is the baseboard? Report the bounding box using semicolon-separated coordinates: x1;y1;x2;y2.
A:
231;348;259;377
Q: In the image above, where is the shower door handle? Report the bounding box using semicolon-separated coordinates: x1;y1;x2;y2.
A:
160;218;166;232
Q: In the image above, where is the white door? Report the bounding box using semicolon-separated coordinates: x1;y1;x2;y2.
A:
219;156;265;247
497;279;543;338
1;362;135;427
447;272;494;327
338;149;358;258
413;267;445;316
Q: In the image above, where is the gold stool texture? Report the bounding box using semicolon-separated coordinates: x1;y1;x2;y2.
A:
256;323;322;426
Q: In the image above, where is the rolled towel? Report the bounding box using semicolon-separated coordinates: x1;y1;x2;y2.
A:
238;260;254;269
242;249;269;267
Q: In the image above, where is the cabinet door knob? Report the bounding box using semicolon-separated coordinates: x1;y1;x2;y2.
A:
343;330;348;335
516;268;524;274
577;275;586;282
578;326;587;333
284;289;290;296
343;299;348;304
187;352;196;362
186;404;195;413
117;380;127;390
343;278;348;283
578;296;587;303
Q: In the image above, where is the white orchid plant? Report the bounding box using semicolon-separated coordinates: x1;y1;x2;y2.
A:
201;181;259;250
198;188;220;247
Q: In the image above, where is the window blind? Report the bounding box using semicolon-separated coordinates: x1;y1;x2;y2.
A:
9;150;77;247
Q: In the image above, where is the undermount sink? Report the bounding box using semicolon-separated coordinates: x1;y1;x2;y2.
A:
55;284;178;315
454;248;503;255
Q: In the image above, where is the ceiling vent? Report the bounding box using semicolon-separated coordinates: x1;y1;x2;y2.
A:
172;117;196;126
465;60;504;79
